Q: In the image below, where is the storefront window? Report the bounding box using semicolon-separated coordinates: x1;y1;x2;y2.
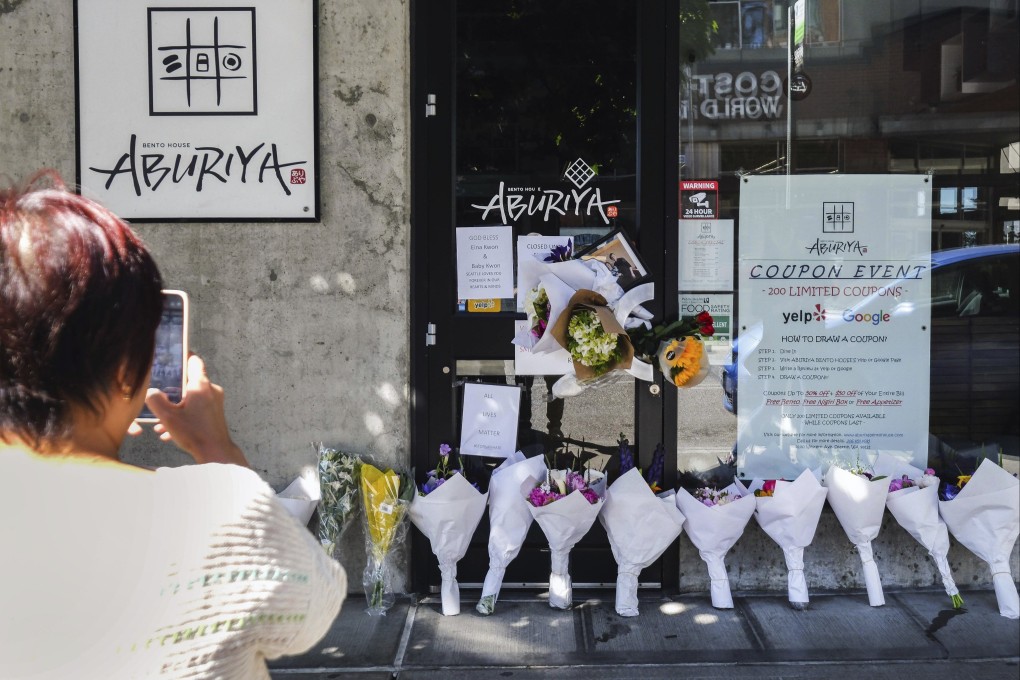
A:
707;0;842;51
678;0;1019;483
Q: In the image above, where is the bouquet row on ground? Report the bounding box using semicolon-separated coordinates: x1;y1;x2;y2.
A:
308;443;1019;619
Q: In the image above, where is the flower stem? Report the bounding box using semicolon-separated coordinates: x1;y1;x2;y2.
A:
951;593;964;609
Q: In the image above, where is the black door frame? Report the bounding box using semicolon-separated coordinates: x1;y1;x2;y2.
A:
410;0;681;595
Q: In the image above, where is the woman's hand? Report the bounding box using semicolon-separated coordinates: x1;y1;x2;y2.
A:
144;354;249;467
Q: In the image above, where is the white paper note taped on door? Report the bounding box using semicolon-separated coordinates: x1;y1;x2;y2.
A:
459;382;521;458
456;226;515;300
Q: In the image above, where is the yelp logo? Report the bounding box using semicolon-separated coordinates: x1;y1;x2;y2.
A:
781;303;827;325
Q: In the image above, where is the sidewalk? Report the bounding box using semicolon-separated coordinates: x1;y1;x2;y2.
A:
270;588;1020;679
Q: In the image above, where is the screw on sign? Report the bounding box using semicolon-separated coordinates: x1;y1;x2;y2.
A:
606;205;619;219
290;169;307;185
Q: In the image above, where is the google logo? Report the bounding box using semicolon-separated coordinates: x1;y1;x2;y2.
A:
842;310;891;325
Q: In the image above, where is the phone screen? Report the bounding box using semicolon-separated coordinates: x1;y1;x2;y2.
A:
139;291;187;420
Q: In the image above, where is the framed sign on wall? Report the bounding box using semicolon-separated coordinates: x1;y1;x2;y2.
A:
75;0;318;221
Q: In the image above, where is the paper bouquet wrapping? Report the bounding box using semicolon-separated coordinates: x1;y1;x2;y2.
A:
938;458;1020;619
599;468;685;617
872;453;960;607
409;473;488;616
676;484;756;609
742;468;827;608
823;466;888;607
360;463;412;615
513;257;655;399
528;470;606;609
549;290;636;380
476;452;548;615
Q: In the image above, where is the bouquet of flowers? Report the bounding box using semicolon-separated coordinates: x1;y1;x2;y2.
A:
675;482;756;609
739;468;827;609
476;451;549;615
360;461;414;615
629;311;715;389
599;464;684;616
512;241;657;399
938;458;1020;618
524;285;552;343
315;444;362;561
527;466;607;609
823;463;890;607
549;290;635;381
870;453;961;608
409;444;488;616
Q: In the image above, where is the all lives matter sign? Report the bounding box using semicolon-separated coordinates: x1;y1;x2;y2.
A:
680;180;719;220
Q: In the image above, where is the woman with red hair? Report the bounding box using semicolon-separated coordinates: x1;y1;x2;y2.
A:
0;173;345;678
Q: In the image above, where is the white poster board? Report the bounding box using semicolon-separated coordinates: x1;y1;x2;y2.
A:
513;320;572;375
76;0;317;220
456;226;515;300
736;175;932;479
459;383;522;458
516;235;573;311
679;219;734;291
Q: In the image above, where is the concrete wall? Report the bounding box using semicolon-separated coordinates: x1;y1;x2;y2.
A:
1;0;411;592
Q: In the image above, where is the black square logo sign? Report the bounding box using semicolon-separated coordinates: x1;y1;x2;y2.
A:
822;202;854;233
148;8;258;115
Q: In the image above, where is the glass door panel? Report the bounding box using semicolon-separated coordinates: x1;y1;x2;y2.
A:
412;0;680;592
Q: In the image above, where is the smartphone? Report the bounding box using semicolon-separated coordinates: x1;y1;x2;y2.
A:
138;290;189;422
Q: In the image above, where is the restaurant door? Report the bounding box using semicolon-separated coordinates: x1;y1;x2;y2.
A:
410;0;682;594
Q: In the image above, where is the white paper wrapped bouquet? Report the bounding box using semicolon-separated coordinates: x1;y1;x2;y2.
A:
738;469;827;610
676;481;756;609
938;458;1020;619
408;444;488;616
823;462;891;607
599;441;685;617
526;460;606;610
476;451;548;616
871;452;962;609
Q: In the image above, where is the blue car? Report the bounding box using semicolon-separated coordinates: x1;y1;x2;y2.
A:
721;244;1020;459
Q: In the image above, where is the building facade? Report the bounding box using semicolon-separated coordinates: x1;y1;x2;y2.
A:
1;0;1016;595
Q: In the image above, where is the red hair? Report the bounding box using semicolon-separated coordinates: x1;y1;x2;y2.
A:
1;171;163;446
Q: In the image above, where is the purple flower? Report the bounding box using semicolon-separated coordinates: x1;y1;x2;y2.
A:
439;443;452;457
529;487;560;507
543;240;573;262
580;488;599;505
567;472;587;492
888;478;904;493
421;475;446;495
618;438;635;476
924;468;936;476
941;484;961;501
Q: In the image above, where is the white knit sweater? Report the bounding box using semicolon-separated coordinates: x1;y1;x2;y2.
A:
0;454;346;679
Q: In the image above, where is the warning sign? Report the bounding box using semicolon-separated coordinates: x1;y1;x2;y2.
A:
680;180;719;220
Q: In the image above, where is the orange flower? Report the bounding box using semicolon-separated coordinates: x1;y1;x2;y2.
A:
658;336;710;388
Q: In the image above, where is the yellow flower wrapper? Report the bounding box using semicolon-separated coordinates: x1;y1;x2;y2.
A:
359;462;412;615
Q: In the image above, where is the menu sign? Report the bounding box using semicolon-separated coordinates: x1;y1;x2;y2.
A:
736;175;932;479
679;218;733;290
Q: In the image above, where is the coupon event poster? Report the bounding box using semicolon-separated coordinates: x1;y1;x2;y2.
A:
76;0;317;220
736;175;932;479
